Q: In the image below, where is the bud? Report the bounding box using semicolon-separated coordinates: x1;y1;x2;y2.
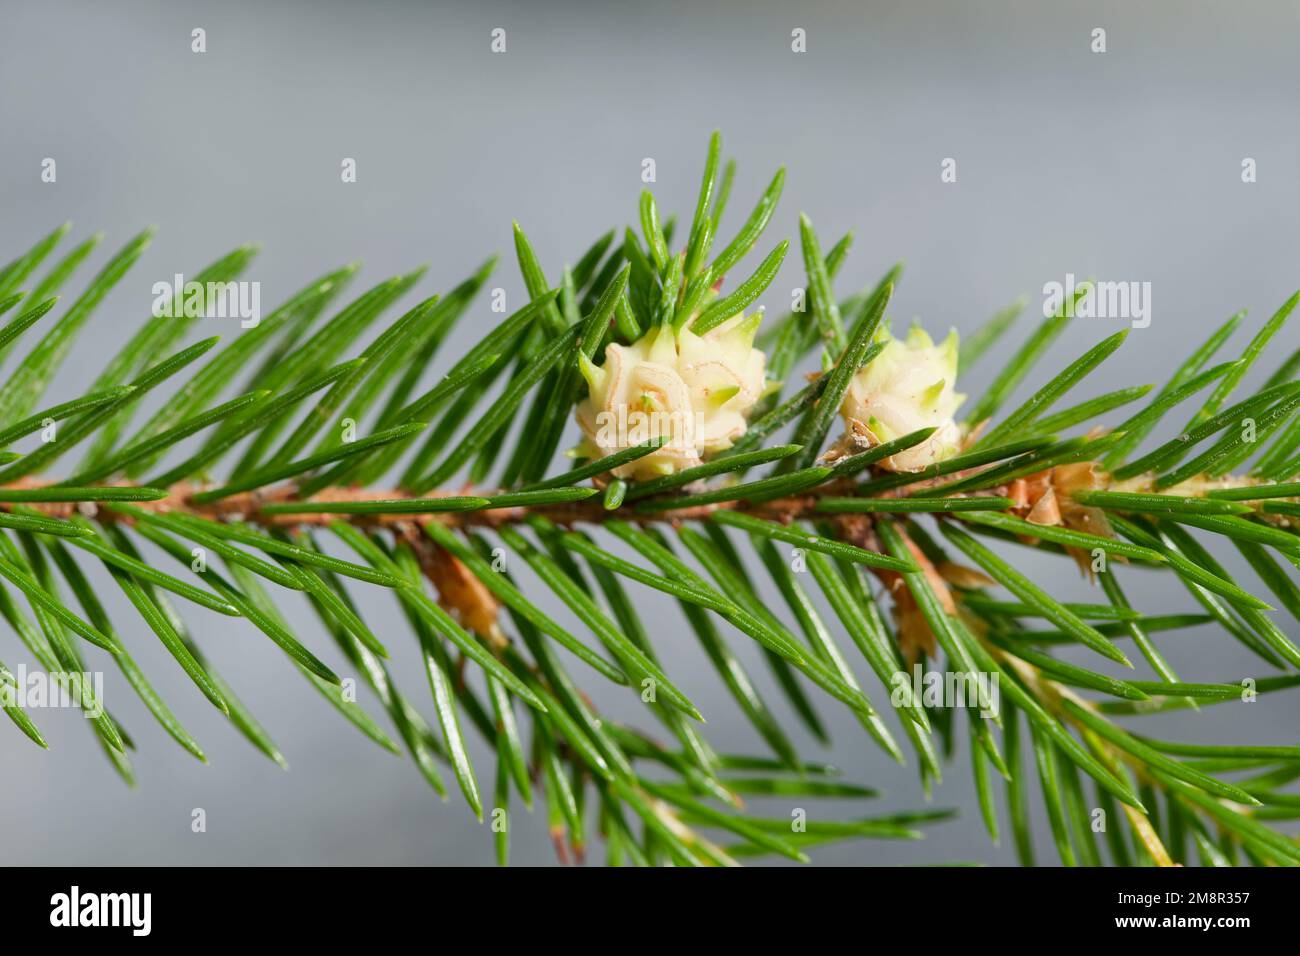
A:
575;315;772;480
840;325;965;472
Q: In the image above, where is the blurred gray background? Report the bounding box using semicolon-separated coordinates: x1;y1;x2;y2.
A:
1;0;1297;866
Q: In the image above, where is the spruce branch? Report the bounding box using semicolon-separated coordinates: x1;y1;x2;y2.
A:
1;133;1298;866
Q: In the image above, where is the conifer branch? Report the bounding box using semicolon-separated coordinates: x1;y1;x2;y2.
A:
1;135;1297;866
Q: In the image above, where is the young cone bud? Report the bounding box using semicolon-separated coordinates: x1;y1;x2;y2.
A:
574;314;772;480
840;325;965;471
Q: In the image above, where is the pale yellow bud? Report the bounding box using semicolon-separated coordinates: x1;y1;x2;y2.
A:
840;325;965;472
575;314;771;480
